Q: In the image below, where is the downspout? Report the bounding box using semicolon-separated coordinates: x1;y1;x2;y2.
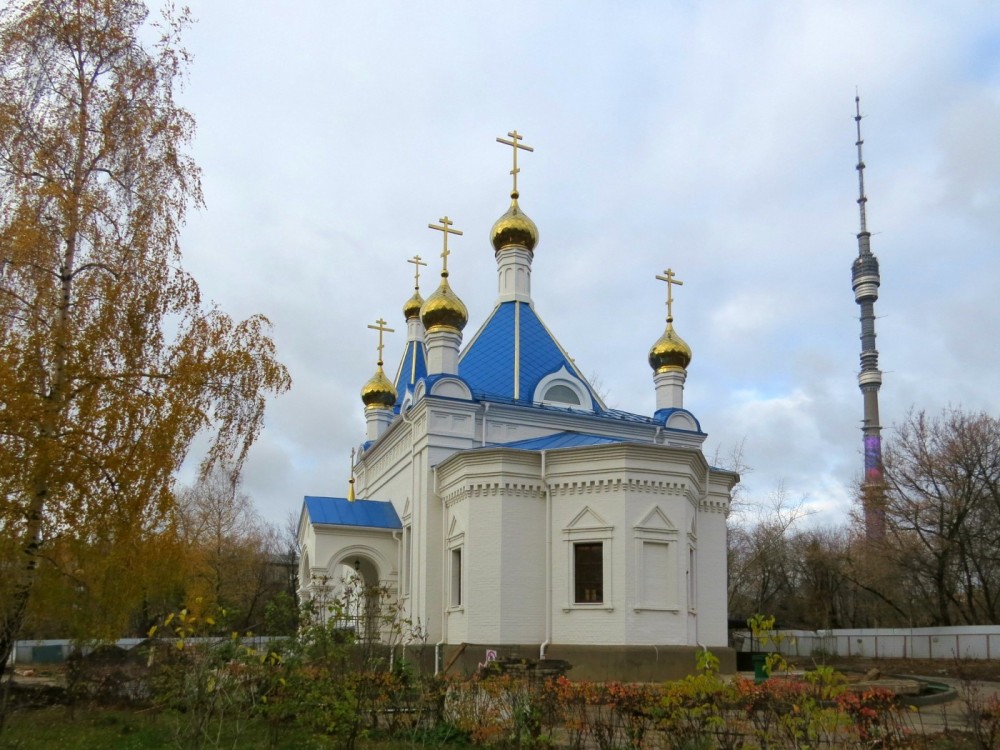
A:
434;465;447;673
696;460;711;650
401;406;419;635
654;426;662;445
391;528;401;672
540;450;552;660
482;402;490;447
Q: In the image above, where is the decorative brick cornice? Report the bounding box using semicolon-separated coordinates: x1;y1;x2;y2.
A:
698;497;730;515
549;477;687;497
441;481;545;507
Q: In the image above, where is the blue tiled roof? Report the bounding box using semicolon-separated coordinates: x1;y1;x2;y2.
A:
393;340;427;408
459;302;600;409
497;432;629;451
304;497;402;529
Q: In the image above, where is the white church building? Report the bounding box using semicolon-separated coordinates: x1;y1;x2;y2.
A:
298;132;739;680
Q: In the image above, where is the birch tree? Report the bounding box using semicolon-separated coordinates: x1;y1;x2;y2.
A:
0;0;291;680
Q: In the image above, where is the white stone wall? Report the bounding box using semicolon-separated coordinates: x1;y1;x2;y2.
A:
306;394;737;651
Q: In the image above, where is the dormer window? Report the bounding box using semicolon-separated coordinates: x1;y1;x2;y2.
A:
533;366;593;411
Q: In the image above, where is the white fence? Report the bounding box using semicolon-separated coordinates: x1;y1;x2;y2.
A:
6;636;281;666
736;626;1000;661
11;627;1000;666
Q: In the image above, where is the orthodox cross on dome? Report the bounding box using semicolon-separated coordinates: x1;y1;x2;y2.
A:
407;254;428;290
496;129;534;196
428;216;462;275
655;268;684;323
367;317;394;366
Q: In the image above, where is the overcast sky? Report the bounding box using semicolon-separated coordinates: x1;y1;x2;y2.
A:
171;1;1000;530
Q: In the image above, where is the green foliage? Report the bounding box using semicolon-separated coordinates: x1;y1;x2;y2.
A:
0;707;176;749
250;578;428;750
696;648;721;676
0;706;318;749
747;614;794;678
264;592;300;637
147;604;288;750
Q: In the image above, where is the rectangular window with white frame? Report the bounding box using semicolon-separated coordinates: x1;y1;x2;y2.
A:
402;524;411;597
574;542;603;603
688;545;697;612
633;507;679;611
450;546;462;608
563;507;614;610
640;540;673;608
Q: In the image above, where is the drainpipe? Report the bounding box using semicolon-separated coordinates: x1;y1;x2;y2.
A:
540;450;552;660
654;426;662;445
482;402;490;447
434;466;447;673
401;406;418;632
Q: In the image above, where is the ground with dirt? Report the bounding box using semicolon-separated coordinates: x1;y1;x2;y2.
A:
785;656;1000;683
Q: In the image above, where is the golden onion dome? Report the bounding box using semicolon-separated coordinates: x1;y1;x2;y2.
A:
403;290;424;320
420;274;468;332
648;321;692;372
360;366;397;409
490;192;538;254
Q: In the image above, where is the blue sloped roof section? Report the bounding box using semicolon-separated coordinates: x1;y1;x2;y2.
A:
460;302;516;396
304;497;402;529
498;432;628;451
517;305;579;402
460;302;599;409
394;340;427;408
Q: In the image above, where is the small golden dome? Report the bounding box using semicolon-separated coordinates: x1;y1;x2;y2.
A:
490;192;538;253
648;322;692;372
420;274;468;332
403;290;424;320
360;366;397;409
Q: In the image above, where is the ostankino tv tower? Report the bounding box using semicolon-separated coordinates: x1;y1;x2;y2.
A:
851;96;886;541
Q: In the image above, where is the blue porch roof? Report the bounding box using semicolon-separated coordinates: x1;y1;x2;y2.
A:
304;497;402;529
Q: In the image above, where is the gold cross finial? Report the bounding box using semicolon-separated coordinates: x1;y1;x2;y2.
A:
367;317;395;366
348;447;356;502
407;255;428;290
655;268;684;323
496;129;534;197
428;216;462;275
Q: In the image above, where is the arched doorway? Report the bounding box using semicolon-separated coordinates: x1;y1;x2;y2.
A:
319;552;388;641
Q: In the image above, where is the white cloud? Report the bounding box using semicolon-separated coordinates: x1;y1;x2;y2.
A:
164;0;1000;527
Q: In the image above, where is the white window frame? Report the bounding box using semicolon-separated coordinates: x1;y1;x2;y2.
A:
447;519;465;612
687;545;697;613
563;521;613;612
633;516;680;612
449;546;463;609
402;524;412;597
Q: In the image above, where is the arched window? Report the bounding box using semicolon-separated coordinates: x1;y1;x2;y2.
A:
543;383;581;405
533;366;592;411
